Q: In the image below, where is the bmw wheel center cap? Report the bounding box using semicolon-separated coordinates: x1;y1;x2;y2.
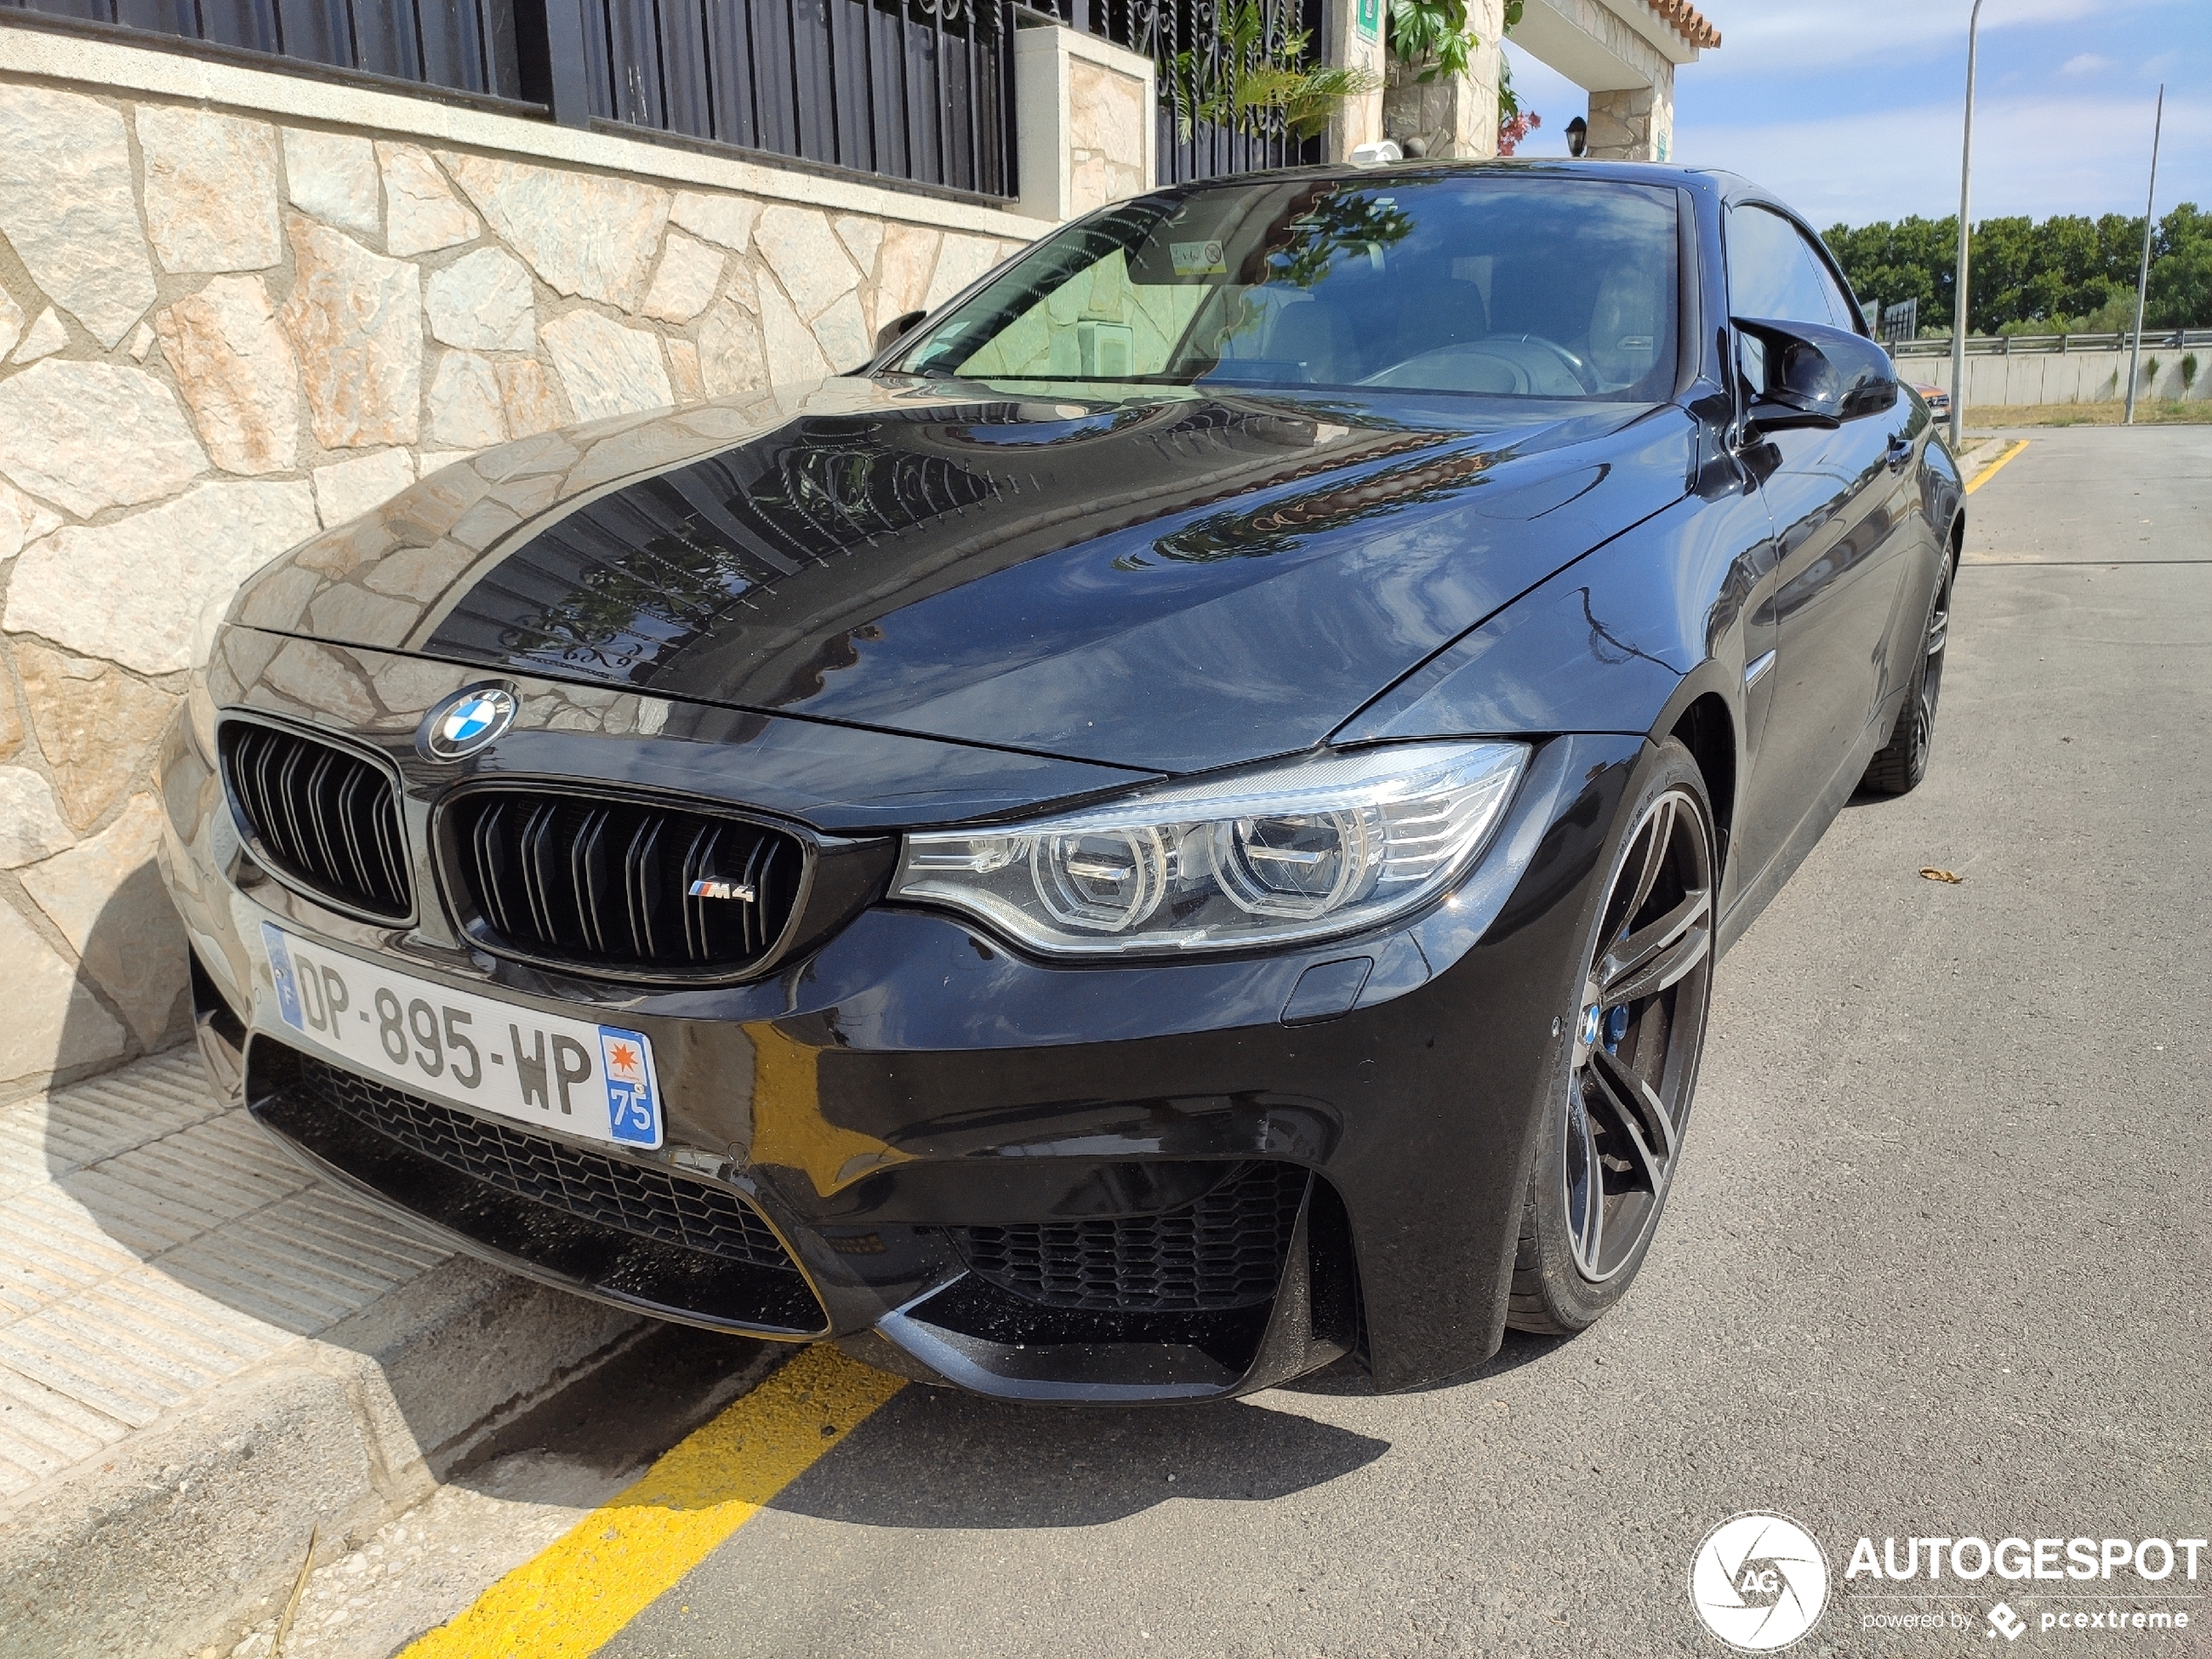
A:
424;685;517;760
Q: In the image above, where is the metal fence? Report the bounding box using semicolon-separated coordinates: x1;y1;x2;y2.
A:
0;0;526;101
3;0;1319;199
566;0;1016;198
2;0;1019;197
1892;327;2212;359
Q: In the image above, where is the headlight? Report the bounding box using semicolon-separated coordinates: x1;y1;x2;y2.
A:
891;740;1527;958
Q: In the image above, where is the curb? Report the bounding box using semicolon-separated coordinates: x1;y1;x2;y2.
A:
0;1256;641;1659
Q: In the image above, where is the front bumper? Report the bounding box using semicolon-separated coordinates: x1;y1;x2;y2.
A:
161;645;1642;1400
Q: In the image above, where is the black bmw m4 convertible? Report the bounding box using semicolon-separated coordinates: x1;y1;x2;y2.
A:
162;160;1961;1402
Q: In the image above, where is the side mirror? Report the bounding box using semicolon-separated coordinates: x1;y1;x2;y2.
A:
875;309;926;354
1732;315;1898;430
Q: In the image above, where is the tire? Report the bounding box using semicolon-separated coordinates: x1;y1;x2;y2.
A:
1860;555;1954;796
1507;740;1717;1336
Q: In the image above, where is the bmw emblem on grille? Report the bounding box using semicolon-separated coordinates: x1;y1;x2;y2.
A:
422;685;517;760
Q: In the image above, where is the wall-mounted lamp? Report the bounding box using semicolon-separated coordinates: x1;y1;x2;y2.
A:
1566;116;1588;158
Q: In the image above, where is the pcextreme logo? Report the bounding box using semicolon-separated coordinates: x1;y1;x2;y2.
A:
1689;1513;1831;1651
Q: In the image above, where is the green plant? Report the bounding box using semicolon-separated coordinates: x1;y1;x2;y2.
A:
1173;1;1383;139
1388;0;1521;97
2143;355;2160;388
2181;352;2197;394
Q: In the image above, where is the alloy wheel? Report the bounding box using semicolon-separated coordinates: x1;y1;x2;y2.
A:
1561;787;1715;1282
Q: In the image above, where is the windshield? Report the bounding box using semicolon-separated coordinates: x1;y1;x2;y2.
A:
892;174;1682;401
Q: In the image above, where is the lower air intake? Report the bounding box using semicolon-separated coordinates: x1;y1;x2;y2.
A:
251;1042;823;1333
953;1163;1310;1313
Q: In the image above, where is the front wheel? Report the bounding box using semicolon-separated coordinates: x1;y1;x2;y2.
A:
1507;741;1716;1335
1861;556;1953;796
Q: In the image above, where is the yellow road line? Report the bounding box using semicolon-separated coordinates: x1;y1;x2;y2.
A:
402;1345;905;1658
1964;437;2028;495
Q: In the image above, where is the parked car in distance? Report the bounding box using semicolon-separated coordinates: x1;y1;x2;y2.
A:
164;160;1962;1402
1914;381;1952;417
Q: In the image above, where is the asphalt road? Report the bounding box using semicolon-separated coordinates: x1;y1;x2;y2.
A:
257;427;2212;1658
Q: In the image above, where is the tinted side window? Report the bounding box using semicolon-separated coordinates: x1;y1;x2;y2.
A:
1728;206;1841;328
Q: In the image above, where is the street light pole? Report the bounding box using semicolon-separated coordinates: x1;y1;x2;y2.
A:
2123;85;2164;426
1948;0;1986;452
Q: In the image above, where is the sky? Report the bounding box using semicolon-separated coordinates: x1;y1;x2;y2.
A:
1499;0;2209;229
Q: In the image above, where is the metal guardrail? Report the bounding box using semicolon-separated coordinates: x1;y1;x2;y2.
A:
1892;328;2212;358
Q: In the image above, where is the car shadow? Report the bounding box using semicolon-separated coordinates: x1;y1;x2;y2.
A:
766;1381;1392;1531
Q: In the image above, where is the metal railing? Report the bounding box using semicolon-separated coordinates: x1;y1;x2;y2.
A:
563;0;1017;199
1892;327;2212;359
0;0;527;102
3;0;1019;199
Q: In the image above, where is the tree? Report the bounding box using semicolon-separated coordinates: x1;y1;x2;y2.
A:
1822;204;2209;334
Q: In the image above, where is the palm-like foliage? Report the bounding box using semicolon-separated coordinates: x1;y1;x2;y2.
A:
1173;2;1384;141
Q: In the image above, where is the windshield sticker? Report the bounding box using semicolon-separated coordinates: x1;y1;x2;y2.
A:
1170;239;1228;277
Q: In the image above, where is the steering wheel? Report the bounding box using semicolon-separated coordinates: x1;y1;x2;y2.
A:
1515;334;1599;394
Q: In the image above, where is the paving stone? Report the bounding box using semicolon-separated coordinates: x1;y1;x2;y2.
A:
0;480;59;565
10;308;64;364
874;223;942;327
20;796;186;1049
10;646;180;831
0;769;76;868
0;901;125;1087
281;127;380;235
0;288;22;361
310;449;415;529
833;214;884;278
427;349;507;448
810;289;872;374
665;337;704;403
541;310;673;421
376;143;479;258
670;189;758;252
3;482;318;675
496;358;564;437
0;361;207;518
422;245;535;352
925;231;1001;309
0;86;156;348
753;205;859;320
642;228;725;325
757;280;830;387
135;106;282;274
280;217;422;448
697;297;767;398
155;275;302;475
441;153;668;311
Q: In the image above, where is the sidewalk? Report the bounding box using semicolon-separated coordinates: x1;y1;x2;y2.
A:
0;1047;641;1658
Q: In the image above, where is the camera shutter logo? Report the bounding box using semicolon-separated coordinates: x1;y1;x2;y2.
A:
423;685;517;760
1689;1513;1830;1651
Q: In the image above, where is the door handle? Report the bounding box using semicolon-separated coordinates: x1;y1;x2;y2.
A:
1885;435;1913;471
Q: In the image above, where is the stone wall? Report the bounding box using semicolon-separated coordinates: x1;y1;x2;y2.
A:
1383;0;1507;160
0;37;1041;1099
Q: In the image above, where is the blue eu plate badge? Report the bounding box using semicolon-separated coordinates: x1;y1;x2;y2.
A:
599;1027;658;1146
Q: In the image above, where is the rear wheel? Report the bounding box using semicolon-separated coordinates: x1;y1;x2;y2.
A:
1507;743;1716;1335
1861;556;1953;796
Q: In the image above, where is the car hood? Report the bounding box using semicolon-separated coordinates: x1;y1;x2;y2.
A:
233;376;1692;774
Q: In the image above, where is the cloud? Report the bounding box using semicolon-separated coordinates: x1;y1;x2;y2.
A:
1676;0;2129;80
2060;52;2114;74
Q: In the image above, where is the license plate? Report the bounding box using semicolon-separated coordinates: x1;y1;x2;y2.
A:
258;923;663;1150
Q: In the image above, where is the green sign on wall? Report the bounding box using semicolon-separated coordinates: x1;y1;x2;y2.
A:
1355;0;1379;42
